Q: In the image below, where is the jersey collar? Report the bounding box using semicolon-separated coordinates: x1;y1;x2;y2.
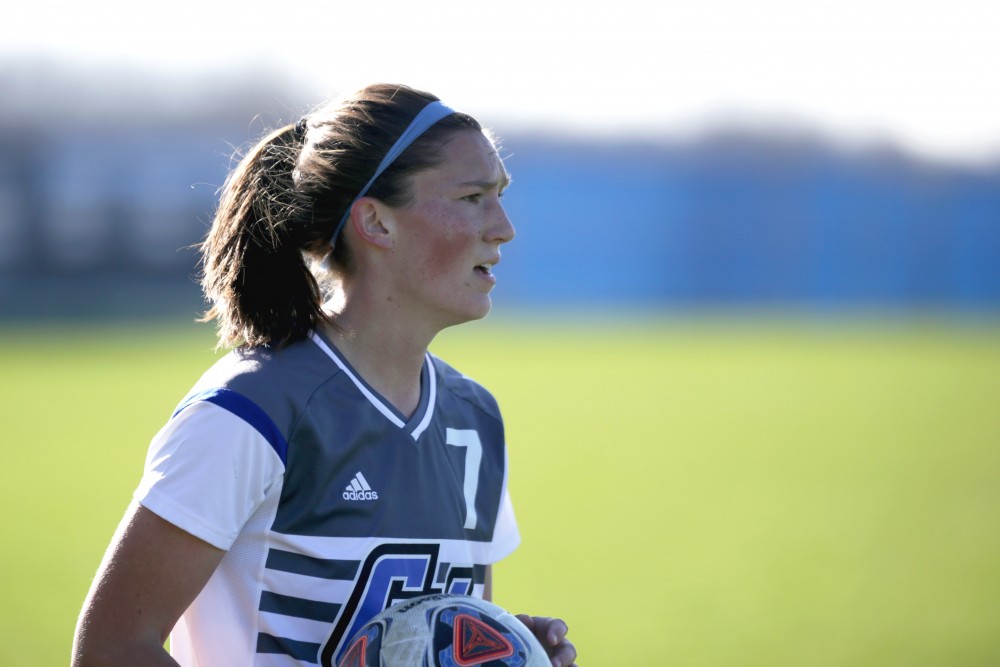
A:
308;331;437;441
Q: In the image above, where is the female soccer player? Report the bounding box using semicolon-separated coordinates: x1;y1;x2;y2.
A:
72;84;577;667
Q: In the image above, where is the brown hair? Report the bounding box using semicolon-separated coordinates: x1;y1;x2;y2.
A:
199;83;484;348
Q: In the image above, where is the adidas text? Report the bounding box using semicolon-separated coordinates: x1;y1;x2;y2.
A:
343;489;379;501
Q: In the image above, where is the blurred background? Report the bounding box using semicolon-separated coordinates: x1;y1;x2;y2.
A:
3;0;999;316
2;1;999;665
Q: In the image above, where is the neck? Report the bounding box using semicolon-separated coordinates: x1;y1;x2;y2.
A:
322;290;438;418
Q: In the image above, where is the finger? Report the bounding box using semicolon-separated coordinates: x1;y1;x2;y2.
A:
552;639;577;667
545;618;569;646
521;616;563;646
517;614;559;641
515;613;535;632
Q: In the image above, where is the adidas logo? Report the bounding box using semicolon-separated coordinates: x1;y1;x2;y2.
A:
342;471;379;501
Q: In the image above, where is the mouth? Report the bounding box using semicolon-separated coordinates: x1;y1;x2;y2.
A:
474;259;498;276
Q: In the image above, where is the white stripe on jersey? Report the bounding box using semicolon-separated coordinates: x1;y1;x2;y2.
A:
410;354;437;441
261;567;356;604
258;611;332;648
268;531;515;566
254;653;306;667
309;332;407;428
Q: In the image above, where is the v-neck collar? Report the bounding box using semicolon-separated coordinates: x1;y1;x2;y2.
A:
308;331;437;441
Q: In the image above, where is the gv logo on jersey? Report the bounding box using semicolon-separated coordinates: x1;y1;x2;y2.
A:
343;471;379;501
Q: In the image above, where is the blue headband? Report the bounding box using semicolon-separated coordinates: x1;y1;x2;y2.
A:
329;100;456;248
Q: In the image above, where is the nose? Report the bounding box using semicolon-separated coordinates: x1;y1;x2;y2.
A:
489;200;516;245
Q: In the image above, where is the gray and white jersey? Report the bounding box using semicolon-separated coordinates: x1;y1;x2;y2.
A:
135;331;519;666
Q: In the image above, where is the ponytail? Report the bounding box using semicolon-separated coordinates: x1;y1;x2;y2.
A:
200;123;328;348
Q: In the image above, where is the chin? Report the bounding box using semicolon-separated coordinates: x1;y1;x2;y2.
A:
445;298;493;328
471;296;493;320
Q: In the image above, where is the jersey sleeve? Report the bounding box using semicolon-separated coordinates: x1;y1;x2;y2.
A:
484;440;521;563
134;399;286;550
489;486;520;562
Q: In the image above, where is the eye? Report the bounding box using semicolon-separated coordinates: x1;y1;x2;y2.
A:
462;193;483;203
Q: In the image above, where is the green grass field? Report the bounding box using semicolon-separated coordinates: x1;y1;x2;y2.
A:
2;316;999;666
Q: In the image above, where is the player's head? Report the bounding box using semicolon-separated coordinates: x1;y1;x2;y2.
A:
200;83;493;348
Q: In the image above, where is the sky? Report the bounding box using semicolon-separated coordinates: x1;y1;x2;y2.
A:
4;0;1000;164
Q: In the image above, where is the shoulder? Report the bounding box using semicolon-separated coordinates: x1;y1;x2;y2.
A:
430;354;502;423
177;335;343;429
199;336;334;386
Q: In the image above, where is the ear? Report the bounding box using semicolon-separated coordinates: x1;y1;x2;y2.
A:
348;197;394;250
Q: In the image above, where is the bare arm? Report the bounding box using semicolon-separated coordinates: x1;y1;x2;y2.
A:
71;501;225;667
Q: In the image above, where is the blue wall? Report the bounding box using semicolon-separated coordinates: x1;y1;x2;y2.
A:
1;124;998;315
497;134;1000;309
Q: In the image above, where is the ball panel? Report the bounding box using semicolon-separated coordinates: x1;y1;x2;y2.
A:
434;609;520;666
338;621;385;667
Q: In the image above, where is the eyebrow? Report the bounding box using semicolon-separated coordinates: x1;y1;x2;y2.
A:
458;174;512;192
458;179;500;189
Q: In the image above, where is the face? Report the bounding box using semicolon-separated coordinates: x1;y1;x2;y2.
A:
383;130;515;330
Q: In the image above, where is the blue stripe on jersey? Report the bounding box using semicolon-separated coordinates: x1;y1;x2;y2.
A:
259;591;342;623
265;548;360;580
174;388;288;466
256;632;321;663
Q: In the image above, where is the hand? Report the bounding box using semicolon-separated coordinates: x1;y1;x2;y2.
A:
516;614;578;667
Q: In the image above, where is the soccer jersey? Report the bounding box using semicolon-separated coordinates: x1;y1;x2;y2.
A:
134;330;520;667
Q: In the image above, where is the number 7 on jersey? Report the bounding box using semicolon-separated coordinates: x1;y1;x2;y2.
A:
445;428;482;530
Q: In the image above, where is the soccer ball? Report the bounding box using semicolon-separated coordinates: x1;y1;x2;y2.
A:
336;593;550;667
